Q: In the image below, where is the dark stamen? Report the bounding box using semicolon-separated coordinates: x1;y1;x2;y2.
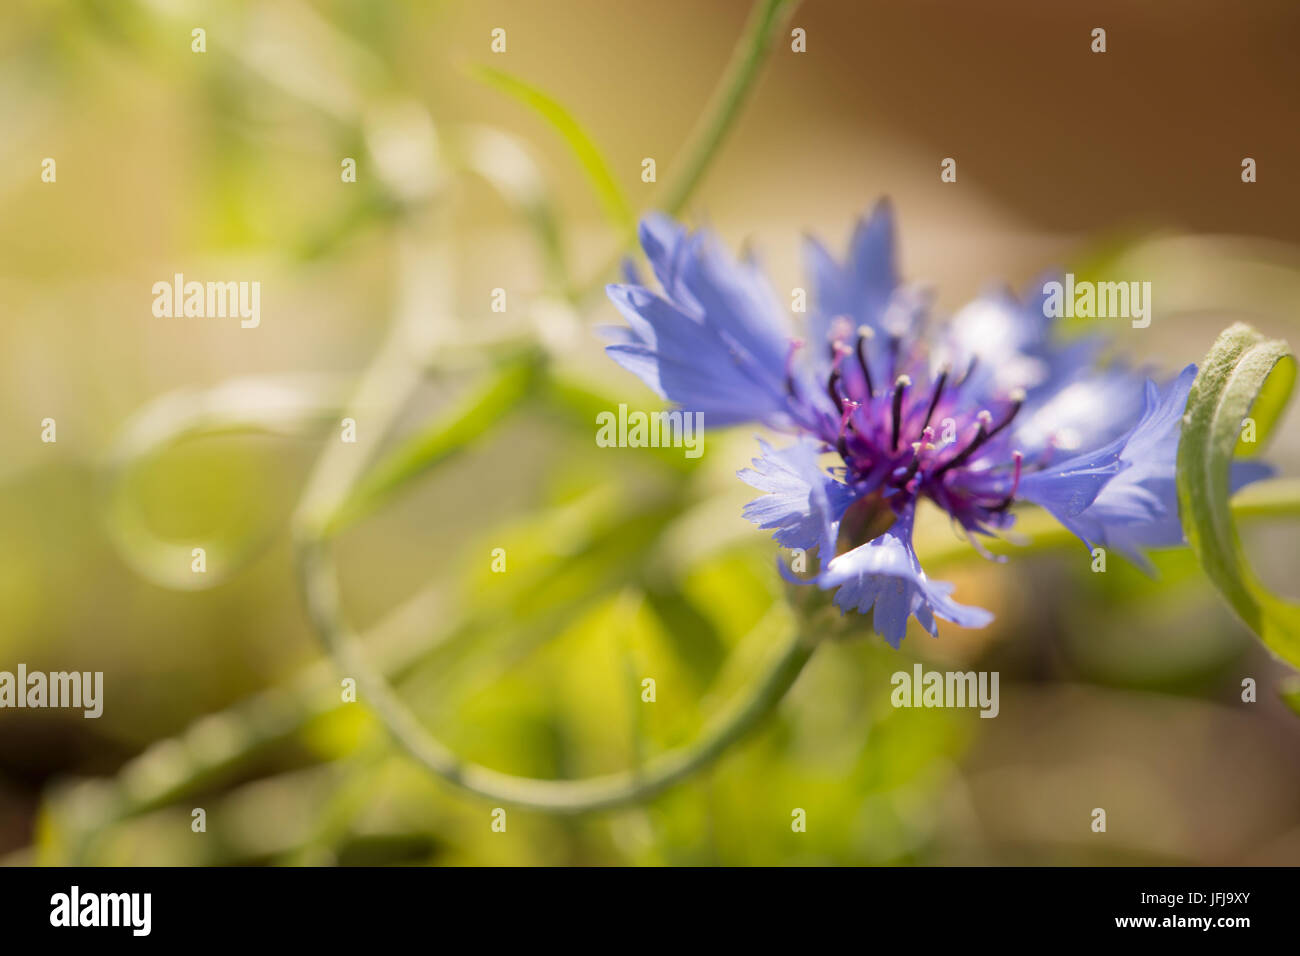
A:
887;335;902;382
935;393;1025;477
826;340;853;411
919;368;948;433
890;375;910;450
835;400;859;461
893;442;923;487
980;394;1024;446
939;419;989;475
854;328;875;398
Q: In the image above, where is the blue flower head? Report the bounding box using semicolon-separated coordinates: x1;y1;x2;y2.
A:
604;202;1269;647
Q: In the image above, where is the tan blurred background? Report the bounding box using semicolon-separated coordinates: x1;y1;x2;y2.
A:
1;0;1299;865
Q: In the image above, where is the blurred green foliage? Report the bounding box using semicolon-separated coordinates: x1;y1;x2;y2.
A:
2;0;1299;868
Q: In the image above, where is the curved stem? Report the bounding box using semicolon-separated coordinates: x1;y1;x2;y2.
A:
103;373;352;589
283;0;814;814
297;536;815;813
285;210;817;812
45;479;1300;862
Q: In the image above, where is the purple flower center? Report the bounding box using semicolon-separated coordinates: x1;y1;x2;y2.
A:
796;319;1028;544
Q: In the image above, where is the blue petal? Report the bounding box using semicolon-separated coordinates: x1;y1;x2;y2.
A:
1016;432;1129;521
1229;460;1275;490
1017;367;1197;543
1012;367;1148;458
1039;364;1270;569
948;276;1143;453
943;291;1054;394
818;505;993;647
739;439;852;559
638;213;691;301
1065;368;1193;549
678;234;793;380
849;200;897;298
803;200;899;356
595;324;638;346
603;216;797;428
605;283;791;426
637;214;793;377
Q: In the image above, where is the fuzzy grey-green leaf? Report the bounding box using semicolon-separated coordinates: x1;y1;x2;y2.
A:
1177;322;1300;667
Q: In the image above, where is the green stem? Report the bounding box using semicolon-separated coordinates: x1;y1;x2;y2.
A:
575;0;801;302
48;479;1300;860
282;0;817;815
658;0;800;216
298;533;815;814
285;274;816;813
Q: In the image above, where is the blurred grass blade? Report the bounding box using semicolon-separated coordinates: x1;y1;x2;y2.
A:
1177;322;1300;666
540;370;702;474
325;351;545;535
468;64;634;234
453;124;569;294
105;374;348;589
644;586;729;690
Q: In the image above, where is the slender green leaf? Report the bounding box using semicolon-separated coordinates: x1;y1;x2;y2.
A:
325;352;545;535
469;64;634;233
453;126;569;295
1177;322;1300;666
